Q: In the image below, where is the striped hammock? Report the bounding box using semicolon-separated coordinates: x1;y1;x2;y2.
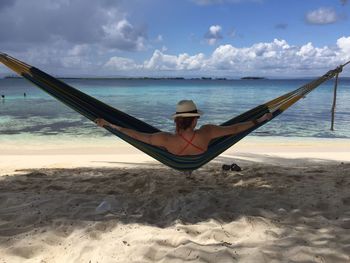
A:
0;53;347;171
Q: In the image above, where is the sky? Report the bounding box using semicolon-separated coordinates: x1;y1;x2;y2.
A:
0;0;350;78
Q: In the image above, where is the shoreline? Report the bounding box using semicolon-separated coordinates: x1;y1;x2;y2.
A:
1;135;349;154
1;135;349;175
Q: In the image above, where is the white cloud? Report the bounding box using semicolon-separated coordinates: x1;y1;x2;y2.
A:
305;7;339;25
155;35;164;42
103;19;147;51
104;56;140;70
67;44;90;56
144;50;206;70
0;0;151;76
1;32;349;77
0;0;148;52
296;42;316;57
204;25;223;45
337;36;350;53
133;37;349;77
206;39;343;75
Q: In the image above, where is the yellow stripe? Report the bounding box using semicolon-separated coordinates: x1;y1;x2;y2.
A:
0;53;32;76
266;91;296;109
277;95;304;111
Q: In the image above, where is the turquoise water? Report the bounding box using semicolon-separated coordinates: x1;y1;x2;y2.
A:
0;78;349;139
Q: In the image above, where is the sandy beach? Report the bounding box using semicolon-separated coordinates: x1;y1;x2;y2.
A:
0;136;350;262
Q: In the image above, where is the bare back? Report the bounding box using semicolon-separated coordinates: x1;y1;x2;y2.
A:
162;127;211;156
102;113;271;156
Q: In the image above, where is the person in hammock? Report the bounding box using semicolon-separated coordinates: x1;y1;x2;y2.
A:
95;100;272;156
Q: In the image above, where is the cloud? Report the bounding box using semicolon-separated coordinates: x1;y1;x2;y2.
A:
105;56;140;70
155;35;164;42
204;25;223;45
3;37;349;77
305;7;339;25
275;23;288;30
337;36;350;53
208;38;347;75
0;0;152;77
191;0;260;5
0;0;15;10
144;50;206;71
103;19;147;51
227;28;236;38
134;37;349;77
0;0;147;51
1;2;349;80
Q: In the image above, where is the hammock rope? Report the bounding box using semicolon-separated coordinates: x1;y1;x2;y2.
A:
0;52;349;171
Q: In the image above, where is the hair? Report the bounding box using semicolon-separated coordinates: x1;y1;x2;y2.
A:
175;117;198;133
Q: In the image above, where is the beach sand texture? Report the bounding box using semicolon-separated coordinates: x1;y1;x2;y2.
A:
0;139;350;262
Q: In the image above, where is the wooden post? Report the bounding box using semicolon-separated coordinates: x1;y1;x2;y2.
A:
330;73;339;131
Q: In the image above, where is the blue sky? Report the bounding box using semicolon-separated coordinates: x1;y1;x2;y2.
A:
0;0;349;77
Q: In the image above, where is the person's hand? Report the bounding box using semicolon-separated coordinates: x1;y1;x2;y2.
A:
95;118;109;127
258;112;273;123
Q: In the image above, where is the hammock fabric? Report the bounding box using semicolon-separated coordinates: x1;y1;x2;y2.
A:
0;53;346;171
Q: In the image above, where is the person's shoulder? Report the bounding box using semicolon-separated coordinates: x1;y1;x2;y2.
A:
197;124;218;137
150;131;173;146
156;131;174;140
199;124;217;131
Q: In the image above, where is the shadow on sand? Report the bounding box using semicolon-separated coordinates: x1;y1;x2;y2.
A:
0;155;349;261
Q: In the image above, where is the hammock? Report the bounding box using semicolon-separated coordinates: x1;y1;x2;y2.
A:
0;53;347;171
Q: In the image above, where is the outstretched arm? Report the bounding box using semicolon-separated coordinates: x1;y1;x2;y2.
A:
201;113;273;140
95;119;170;147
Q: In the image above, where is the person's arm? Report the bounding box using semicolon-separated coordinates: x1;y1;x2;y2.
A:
200;112;273;140
95;118;170;147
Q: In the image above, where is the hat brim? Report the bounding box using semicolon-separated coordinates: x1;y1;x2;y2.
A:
172;110;203;119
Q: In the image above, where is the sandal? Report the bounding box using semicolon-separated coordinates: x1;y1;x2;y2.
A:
222;164;231;171
231;163;242;171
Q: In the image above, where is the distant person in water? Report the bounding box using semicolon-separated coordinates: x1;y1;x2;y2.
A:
95;100;272;156
1;95;4;99
24;92;26;97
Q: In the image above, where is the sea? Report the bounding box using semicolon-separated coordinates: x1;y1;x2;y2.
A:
0;77;349;143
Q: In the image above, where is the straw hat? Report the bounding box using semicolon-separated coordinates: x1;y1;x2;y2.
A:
172;100;203;119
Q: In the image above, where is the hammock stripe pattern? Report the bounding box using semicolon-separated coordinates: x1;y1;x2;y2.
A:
0;53;344;171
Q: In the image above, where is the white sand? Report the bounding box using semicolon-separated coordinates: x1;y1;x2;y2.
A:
0;136;350;262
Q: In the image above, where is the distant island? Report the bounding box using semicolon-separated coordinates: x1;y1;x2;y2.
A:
2;75;269;81
2;75;229;80
4;75;21;79
240;77;266;80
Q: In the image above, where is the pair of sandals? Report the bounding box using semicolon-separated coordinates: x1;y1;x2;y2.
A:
222;163;242;172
